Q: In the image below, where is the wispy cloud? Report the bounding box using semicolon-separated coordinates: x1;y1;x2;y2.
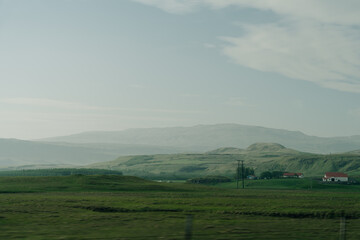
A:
132;0;360;25
132;0;198;14
0;97;203;139
225;97;248;107
0;97;203;114
132;0;360;93
0;109;193;139
0;98;100;110
130;84;146;89
179;93;201;98
348;108;360;117
204;43;216;49
221;22;360;93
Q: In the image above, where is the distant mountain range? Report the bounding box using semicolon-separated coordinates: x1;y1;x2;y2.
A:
41;124;360;154
1;123;360;168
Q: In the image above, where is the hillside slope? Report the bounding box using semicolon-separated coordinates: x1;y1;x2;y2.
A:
88;143;360;178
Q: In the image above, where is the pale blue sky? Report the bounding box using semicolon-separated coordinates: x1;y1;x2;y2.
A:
0;0;360;139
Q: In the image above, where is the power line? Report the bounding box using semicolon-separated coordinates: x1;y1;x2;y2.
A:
241;160;245;189
236;160;240;189
236;160;245;189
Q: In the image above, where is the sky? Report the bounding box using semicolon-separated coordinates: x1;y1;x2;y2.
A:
0;0;360;139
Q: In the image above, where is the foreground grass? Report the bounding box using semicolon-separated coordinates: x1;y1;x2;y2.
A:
0;175;360;239
0;175;204;193
215;178;360;192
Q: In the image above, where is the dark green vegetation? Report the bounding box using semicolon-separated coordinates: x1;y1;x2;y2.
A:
186;175;232;184
89;143;360;179
1;175;360;239
260;171;288;179
0;168;122;177
214;178;360;191
0;175;193;193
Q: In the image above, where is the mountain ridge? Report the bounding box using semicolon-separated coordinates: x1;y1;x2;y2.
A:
2;123;360;168
38;123;360;154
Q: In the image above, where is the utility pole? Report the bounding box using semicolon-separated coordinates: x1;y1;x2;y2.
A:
339;215;346;240
236;160;240;189
241;160;245;189
185;215;193;240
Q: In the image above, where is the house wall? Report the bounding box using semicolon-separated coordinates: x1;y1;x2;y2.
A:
323;177;348;182
283;174;303;178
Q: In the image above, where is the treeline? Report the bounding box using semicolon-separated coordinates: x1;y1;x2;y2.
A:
260;171;285;179
122;170;215;180
187;176;232;184
0;168;123;177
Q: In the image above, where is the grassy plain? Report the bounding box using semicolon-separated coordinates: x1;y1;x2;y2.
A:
216;178;360;191
1;175;360;239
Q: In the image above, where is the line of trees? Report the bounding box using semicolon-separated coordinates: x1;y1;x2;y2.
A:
0;168;123;177
260;171;284;179
187;176;232;184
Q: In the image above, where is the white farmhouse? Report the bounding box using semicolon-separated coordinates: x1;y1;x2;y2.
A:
322;172;348;182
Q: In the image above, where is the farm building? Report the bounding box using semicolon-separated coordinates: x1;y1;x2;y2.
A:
247;175;257;180
283;172;304;178
322;172;348;182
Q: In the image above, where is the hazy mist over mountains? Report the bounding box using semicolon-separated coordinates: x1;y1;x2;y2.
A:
1;124;360;168
42;124;360;154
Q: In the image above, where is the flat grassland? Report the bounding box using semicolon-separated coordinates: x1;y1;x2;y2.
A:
0;175;360;239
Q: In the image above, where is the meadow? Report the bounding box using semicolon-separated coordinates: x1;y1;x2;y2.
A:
0;175;360;239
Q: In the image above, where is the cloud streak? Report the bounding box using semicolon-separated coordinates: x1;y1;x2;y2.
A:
132;0;360;93
225;97;248;107
0;98;203;139
132;0;360;24
0;98;100;111
221;23;360;93
0;98;203;114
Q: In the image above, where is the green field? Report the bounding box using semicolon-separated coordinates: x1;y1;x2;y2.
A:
0;168;123;177
215;178;360;191
0;175;360;239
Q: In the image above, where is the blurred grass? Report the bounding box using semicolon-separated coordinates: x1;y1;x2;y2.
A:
1;175;360;239
214;178;360;192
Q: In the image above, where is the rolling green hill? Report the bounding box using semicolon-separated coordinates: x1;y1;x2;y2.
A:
88;143;360;179
346;149;360;155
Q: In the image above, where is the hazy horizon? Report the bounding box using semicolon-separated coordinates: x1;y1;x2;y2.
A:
1;0;360;139
24;123;360;142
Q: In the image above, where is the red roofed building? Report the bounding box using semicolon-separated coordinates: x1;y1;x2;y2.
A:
283;173;304;178
323;172;348;182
